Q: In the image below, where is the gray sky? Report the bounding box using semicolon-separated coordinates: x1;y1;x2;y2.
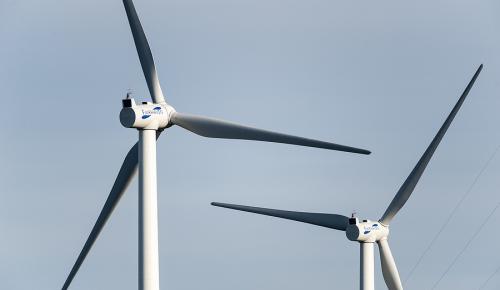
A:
1;0;499;289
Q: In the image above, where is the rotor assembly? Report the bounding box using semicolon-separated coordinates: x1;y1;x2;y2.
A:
61;0;371;290
212;63;483;290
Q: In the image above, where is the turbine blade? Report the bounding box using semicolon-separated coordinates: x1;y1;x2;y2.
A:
211;202;349;231
171;112;370;154
123;0;165;104
377;239;403;290
379;64;483;225
62;143;139;290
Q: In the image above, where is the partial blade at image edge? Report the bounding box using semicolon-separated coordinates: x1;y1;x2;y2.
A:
171;112;370;154
379;64;483;225
211;202;349;231
378;239;403;290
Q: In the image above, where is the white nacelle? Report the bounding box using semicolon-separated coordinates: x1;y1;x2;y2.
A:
120;98;175;130
345;219;389;243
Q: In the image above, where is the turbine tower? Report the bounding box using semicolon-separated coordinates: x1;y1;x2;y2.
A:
212;64;483;290
61;0;370;289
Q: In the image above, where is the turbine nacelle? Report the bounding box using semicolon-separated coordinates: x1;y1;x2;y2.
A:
345;218;389;243
119;98;176;130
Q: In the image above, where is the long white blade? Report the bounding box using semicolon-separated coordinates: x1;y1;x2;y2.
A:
379;64;483;225
377;239;403;290
61;143;139;289
211;202;349;231
123;0;165;104
171;112;371;154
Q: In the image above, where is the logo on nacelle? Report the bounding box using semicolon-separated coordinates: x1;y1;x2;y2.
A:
363;224;379;235
142;106;163;119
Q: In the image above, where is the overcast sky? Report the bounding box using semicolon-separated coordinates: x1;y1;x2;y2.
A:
1;0;499;289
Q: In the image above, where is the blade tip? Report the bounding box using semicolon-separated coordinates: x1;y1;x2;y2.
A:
477;63;484;73
355;148;371;155
212;202;236;209
343;147;371;155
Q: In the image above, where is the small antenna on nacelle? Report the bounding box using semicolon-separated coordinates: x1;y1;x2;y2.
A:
123;89;136;108
126;89;133;99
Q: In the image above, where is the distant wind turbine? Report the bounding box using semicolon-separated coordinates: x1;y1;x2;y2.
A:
212;64;483;290
61;0;371;289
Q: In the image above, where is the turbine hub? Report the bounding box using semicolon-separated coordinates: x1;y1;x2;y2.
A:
120;98;176;130
345;218;389;243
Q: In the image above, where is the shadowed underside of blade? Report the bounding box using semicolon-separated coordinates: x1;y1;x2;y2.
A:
211;202;349;231
171;113;371;154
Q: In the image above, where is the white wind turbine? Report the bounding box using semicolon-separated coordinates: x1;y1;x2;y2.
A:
212;64;483;290
61;0;371;289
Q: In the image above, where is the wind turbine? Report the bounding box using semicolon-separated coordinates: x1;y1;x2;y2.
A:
212;64;483;290
61;0;371;289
